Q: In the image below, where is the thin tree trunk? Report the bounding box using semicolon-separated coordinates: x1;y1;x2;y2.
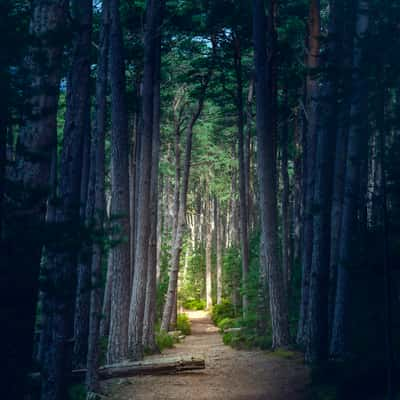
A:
86;0;109;391
73;103;92;369
281;88;291;292
100;254;112;338
292;108;303;268
233;32;250;317
253;0;290;348
107;0;130;364
297;0;320;347
215;199;223;304
205;196;213;309
143;5;163;352
329;11;353;335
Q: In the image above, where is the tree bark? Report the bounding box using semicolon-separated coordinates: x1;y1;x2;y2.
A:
233;32;250;318
86;0;109;391
73;102;92;369
281;88;291;292
253;0;290;348
205;196;213;309
297;0;320;347
107;0;131;364
128;0;161;360
2;2;67;398
143;5;163;352
40;1;92;398
329;0;370;358
306;0;345;363
100;254;112;338
215;199;223;304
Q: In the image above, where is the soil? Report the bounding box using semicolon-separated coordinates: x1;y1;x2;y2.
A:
102;310;310;400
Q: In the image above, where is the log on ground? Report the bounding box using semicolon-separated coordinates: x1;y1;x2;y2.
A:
98;356;205;379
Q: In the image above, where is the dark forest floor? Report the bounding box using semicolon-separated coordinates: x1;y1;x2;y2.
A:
103;310;310;399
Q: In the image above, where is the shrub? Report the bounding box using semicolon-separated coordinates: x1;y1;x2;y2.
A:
176;313;191;335
156;330;175;351
211;299;235;325
183;298;206;310
217;317;236;331
222;331;252;349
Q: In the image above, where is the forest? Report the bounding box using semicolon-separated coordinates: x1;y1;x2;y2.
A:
1;0;400;399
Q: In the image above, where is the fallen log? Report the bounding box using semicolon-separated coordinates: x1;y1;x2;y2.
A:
223;327;242;333
29;356;205;384
97;356;205;379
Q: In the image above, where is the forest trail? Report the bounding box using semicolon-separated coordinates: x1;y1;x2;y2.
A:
103;311;310;400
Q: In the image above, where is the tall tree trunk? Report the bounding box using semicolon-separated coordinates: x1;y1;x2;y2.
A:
281;88;291;292
328;0;354;335
306;0;344;363
73;102;92;369
233;32;250;317
40;1;92;398
292;108;303;269
86;0;109;391
215;198;223;304
297;0;320;347
2;2;67;398
107;0;130;364
329;0;369;357
128;0;161;361
205;195;213;309
253;0;290;348
100;254;112;338
143;5;163;352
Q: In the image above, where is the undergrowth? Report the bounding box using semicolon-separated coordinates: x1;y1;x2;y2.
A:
183;298;206;310
155;330;175;351
176;313;191;335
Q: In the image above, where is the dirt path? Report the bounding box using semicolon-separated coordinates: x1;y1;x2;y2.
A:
103;311;309;400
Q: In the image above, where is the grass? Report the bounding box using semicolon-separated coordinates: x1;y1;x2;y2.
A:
176;313;191;335
155;330;175;351
269;348;297;359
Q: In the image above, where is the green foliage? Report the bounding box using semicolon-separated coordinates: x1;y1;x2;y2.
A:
182;298;206;310
222;247;242;302
176;313;191;335
155;330;175;351
217;317;236;331
211;299;235;325
222;329;273;350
